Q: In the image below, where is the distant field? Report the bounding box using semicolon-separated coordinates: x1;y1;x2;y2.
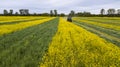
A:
0;16;120;67
73;17;120;46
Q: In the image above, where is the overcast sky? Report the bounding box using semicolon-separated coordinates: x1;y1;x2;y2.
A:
0;0;120;14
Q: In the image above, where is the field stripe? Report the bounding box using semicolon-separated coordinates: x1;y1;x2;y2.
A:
74;18;120;31
0;18;46;25
73;21;120;46
0;17;30;23
0;18;59;67
77;18;120;26
0;16;46;23
0;17;55;35
75;17;120;21
40;18;120;67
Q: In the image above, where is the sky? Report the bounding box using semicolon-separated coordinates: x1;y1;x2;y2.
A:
0;0;120;14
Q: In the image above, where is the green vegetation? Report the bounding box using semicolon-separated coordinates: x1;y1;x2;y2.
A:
0;18;59;67
73;17;120;46
40;18;120;67
0;17;120;67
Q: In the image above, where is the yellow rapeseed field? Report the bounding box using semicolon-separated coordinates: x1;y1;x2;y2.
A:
0;17;55;35
40;18;120;67
0;16;46;23
73;18;120;31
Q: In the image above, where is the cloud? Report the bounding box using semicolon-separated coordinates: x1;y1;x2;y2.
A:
0;0;120;14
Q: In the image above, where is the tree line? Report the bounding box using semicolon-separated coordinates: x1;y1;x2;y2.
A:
0;8;120;17
0;9;65;17
68;9;120;17
100;9;120;17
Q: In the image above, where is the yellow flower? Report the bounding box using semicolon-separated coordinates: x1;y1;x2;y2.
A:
0;17;55;35
40;18;120;67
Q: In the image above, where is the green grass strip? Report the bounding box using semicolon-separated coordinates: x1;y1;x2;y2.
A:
0;18;59;67
79;18;120;26
73;21;120;46
40;18;120;67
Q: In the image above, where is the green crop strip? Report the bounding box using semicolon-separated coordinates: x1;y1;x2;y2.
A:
80;18;120;26
73;20;120;39
73;21;120;46
75;17;120;26
40;18;120;67
0;18;59;67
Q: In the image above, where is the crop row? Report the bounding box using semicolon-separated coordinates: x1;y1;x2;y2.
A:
0;18;46;25
40;18;120;67
73;17;120;46
0;17;55;35
0;18;59;67
74;18;120;31
0;16;46;23
75;17;120;26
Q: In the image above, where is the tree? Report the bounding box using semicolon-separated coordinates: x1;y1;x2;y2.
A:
70;10;75;16
107;9;116;15
9;9;13;15
15;12;19;15
50;10;53;16
100;9;105;15
19;9;23;15
83;11;91;16
54;10;57;16
25;9;29;15
60;13;65;17
76;12;83;16
3;10;8;15
41;13;49;16
75;12;91;17
117;9;120;14
19;9;29;15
